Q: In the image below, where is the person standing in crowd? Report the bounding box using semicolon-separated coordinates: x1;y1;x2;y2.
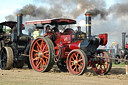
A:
33;28;39;39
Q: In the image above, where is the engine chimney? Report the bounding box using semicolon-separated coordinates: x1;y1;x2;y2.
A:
122;32;126;49
85;13;91;39
17;14;23;37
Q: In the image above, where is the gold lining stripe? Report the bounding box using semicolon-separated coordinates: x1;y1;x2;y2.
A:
17;14;21;16
86;24;91;26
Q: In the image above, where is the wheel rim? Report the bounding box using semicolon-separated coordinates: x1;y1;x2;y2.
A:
0;40;4;50
30;38;50;72
0;47;13;70
92;51;111;75
67;50;87;75
0;48;7;69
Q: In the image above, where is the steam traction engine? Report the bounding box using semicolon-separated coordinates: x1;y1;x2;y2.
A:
0;14;32;70
26;13;112;75
114;33;128;64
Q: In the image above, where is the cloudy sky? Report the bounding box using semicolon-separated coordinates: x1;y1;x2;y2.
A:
0;0;33;22
0;0;116;22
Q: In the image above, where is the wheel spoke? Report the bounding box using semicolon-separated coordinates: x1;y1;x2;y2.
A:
105;62;109;69
36;61;41;69
75;53;78;61
34;53;38;57
42;59;47;65
45;59;48;64
43;56;49;59
72;53;76;60
42;44;47;51
71;57;75;61
100;65;104;73
96;64;99;69
44;51;49;54
36;41;41;48
34;61;39;66
33;49;39;53
102;65;106;70
78;64;83;71
100;65;103;70
40;40;43;48
73;66;76;71
71;63;75;66
33;57;40;61
36;45;40;51
41;40;45;49
78;59;83;62
1;58;5;62
70;60;74;63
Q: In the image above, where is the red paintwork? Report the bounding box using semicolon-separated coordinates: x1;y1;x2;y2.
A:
68;41;81;50
60;35;71;44
99;33;108;45
43;32;53;37
43;31;82;58
126;44;128;49
31;40;33;43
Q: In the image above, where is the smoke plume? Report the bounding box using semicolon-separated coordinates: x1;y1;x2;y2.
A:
86;8;108;19
92;2;128;47
5;0;106;21
109;3;128;17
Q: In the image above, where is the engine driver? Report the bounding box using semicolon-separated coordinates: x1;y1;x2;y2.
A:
45;25;50;32
52;24;59;32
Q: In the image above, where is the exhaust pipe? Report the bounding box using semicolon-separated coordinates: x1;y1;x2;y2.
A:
85;13;91;40
17;14;23;37
122;32;126;49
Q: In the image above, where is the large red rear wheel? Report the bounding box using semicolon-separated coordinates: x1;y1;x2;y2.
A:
29;37;54;72
67;49;88;75
92;50;112;75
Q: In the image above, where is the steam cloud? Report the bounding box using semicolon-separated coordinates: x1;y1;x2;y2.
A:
5;0;106;21
5;0;128;48
92;2;128;47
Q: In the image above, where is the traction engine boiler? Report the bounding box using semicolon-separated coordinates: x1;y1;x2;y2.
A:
27;13;112;75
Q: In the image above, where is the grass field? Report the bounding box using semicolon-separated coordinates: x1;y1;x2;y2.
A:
112;63;126;67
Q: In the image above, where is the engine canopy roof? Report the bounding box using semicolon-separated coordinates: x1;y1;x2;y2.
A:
25;18;76;25
0;21;16;28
